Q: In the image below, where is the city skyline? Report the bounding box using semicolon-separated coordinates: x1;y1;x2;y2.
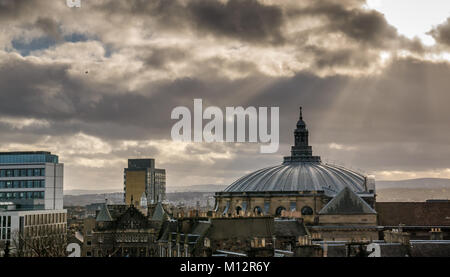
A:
1;0;450;191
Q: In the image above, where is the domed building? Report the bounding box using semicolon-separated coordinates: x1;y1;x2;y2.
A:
215;107;376;225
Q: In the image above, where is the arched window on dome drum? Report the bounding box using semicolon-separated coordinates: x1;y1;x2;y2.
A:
301;206;313;215
242;202;247;213
275;206;286;216
222;201;230;215
254;206;262;215
235;206;242;215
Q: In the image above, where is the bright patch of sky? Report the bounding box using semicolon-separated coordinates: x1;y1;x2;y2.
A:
366;0;450;45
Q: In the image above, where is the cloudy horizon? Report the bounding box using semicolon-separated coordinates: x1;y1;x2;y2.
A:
1;0;450;191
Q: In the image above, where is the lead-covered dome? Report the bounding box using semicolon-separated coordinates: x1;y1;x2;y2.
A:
224;162;367;195
222;107;372;196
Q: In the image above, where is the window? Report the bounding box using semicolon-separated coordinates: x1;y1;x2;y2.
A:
222;201;230;215
301;206;313;215
242;202;247;213
34;169;41;176
275;206;286;216
253;206;262;215
235;206;242;215
264;202;270;215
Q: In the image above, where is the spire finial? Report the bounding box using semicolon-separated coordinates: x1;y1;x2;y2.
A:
299;106;303;120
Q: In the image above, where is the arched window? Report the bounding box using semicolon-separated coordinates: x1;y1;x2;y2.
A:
253;206;262;215
235;206;242;215
275;206;286;216
301;206;313;215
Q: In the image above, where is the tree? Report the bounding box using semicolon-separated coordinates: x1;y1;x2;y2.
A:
11;229;68;257
3;241;10;258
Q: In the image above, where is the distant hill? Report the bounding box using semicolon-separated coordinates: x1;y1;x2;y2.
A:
65;184;227;196
64;192;124;207
63;184;227;207
64;189;121;196
166;184;228;193
376;178;450;189
376;188;450;202
376;178;450;202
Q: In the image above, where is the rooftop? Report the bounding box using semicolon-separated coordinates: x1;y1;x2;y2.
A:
0;151;59;164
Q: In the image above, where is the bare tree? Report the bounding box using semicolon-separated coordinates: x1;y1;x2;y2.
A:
11;229;67;257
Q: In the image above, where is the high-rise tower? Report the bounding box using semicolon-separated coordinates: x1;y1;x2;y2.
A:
124;159;166;206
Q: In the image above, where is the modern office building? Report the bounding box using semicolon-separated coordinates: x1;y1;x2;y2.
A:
0;151;66;256
124;159;166;206
0;151;63;210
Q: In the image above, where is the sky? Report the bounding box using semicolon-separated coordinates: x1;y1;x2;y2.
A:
1;0;450;191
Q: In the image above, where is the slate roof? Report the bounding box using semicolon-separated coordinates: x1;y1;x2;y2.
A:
96;203;113;222
274;219;309;237
208;217;274;239
158;220;178;242
319;187;376;215
377;202;450;226
151;202;167;221
410;241;450;257
158;220;211;244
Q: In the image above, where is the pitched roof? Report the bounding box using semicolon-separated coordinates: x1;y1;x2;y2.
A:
377;202;450;226
96;203;113;222
151;202;166;221
274;219;309;237
319;187;376;215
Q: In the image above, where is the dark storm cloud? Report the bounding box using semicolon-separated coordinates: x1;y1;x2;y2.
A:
34;17;62;41
139;47;187;69
0;0;32;20
429;18;450;47
94;0;285;45
0;52;270;140
5;49;450;174
289;2;397;48
187;0;285;45
302;45;376;69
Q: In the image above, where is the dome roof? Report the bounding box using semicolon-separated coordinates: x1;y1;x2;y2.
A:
222;107;370;196
224;162;367;195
